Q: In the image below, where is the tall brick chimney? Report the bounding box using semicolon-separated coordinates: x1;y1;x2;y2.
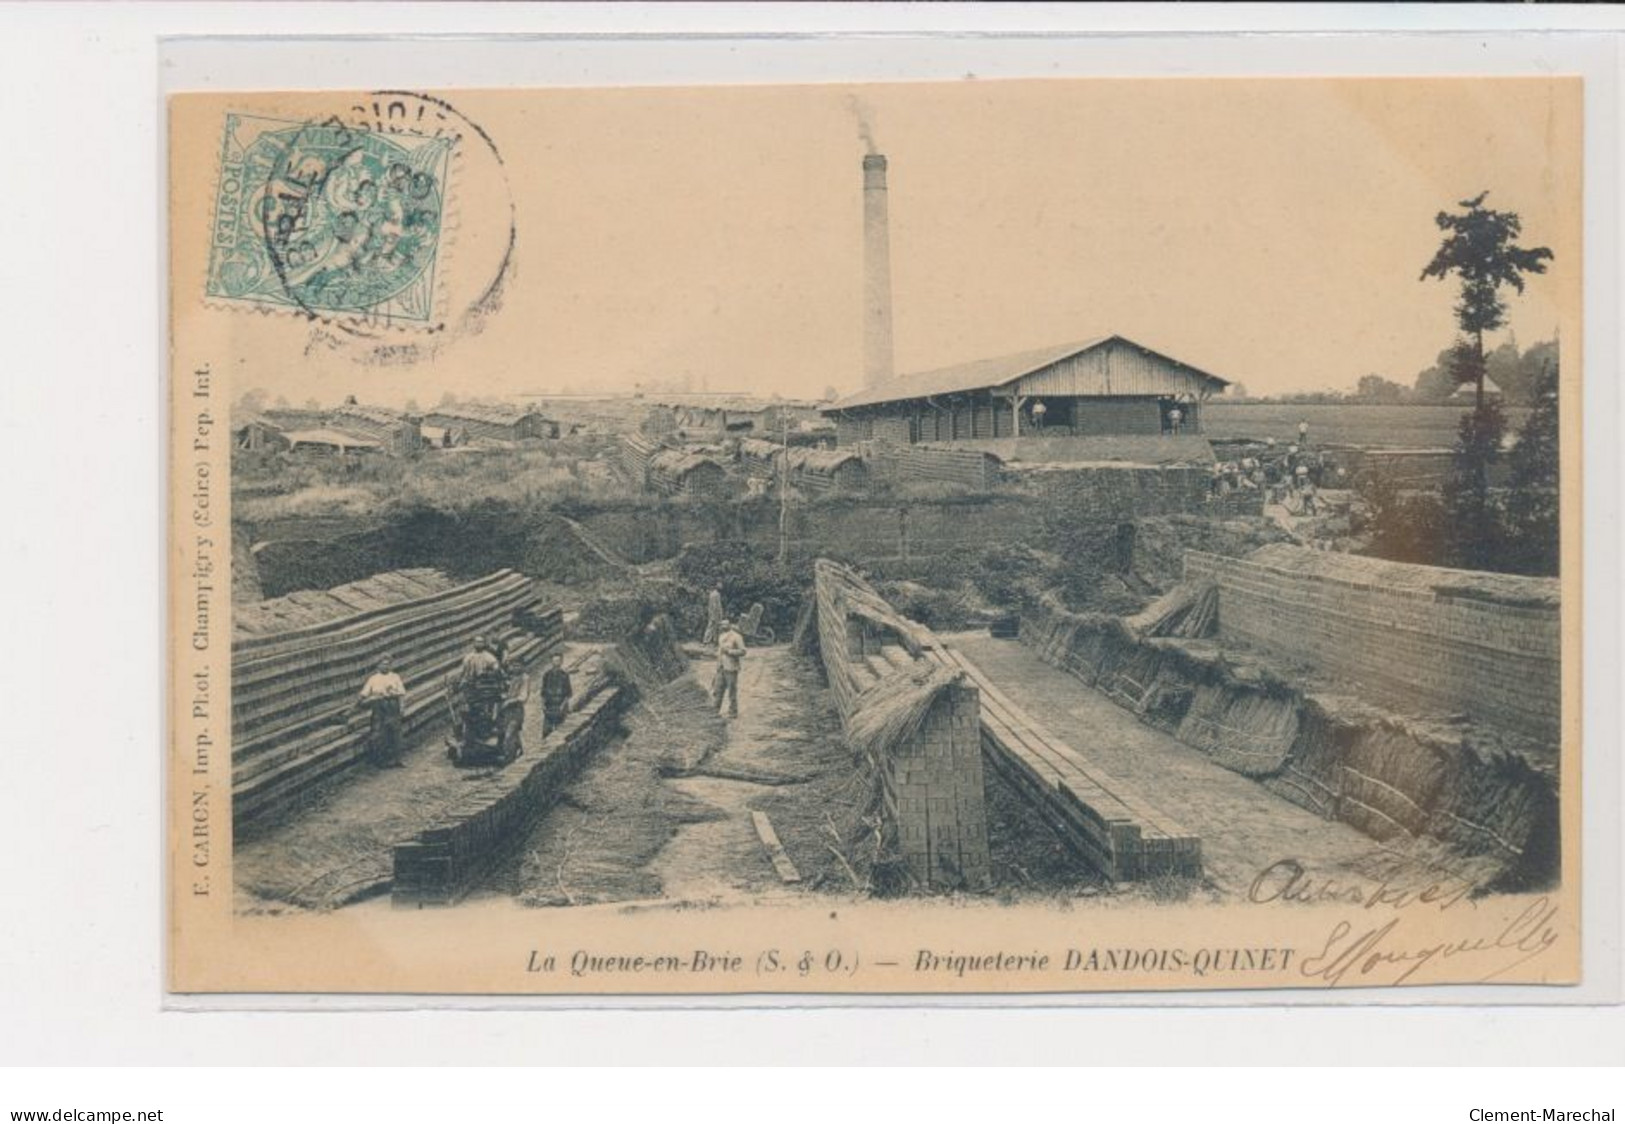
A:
863;153;894;388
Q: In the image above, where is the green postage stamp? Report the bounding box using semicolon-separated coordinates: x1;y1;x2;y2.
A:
205;113;454;324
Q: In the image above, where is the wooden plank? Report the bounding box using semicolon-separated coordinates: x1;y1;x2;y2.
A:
938;646;1196;839
750;810;802;884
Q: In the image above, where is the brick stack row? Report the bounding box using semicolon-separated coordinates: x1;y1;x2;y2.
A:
391;685;630;905
859;443;1003;490
1184;546;1560;743
232;569;564;828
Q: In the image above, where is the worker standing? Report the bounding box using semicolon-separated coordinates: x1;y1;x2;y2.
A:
1298;419;1310;447
713;618;747;720
1300;470;1320;517
1167;405;1184;436
358;655;407;768
540;653;574;738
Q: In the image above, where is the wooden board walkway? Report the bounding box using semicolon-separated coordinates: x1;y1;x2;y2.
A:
921;644;1203;881
953;631;1390;893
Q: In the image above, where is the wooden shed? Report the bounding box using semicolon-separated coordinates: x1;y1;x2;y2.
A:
786;447;869;493
736;437;783;481
423;403;559;443
618;433;661;486
233;415;291;453
330;399;423;456
648;449;729;498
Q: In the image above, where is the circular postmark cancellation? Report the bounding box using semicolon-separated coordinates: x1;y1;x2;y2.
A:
262;121;447;317
205;92;516;359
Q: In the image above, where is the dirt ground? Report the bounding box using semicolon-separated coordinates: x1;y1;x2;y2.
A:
501;646;852;908
947;630;1397;897
504;644;1122;907
490;673;732;907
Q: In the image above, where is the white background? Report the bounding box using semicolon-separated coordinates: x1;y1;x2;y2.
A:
1;1;1623;1087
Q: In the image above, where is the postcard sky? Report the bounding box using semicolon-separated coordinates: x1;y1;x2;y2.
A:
225;78;1580;406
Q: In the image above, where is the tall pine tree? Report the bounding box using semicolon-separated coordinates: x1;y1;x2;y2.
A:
1421;192;1552;408
1421;193;1551;570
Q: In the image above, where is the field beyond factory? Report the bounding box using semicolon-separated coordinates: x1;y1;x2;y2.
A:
1204;402;1531;448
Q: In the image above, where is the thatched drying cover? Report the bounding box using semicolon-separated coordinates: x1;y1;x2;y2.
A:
787;448;862;474
813;559;928;657
846;661;966;762
1128;581;1219;639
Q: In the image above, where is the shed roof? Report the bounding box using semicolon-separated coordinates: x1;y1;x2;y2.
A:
826;335;1228;411
333;402;413;426
738;438;782;459
649;449;724;477
787;448;863;473
283;428;384;451
427;402;549;426
651;394;824;413
260;407;330;429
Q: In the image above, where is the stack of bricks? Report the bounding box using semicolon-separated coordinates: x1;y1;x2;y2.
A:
1185;546;1560;744
392;684;629;906
811;559;993;890
857;442;1003;491
616;433;660;487
888;680;992;889
1009;463;1260;519
894;445;1003;489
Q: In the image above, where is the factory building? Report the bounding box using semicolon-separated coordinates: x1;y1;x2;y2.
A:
822;335;1228;448
834;152;1227;453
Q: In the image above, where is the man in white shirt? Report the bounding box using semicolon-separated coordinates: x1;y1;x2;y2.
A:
358;655;408;767
712;620;747;719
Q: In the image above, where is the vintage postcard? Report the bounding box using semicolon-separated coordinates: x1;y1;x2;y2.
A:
169;78;1582;995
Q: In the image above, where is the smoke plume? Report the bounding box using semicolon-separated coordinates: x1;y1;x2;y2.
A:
846;94;878;155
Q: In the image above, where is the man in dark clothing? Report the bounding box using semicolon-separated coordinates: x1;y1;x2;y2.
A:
540;654;573;738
